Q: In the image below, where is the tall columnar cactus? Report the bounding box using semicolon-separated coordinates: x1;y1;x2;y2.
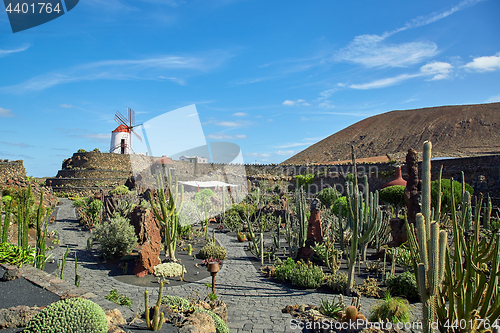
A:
344;146;385;294
145;282;164;331
34;190;51;270
150;169;184;261
1;196;13;243
406;141;448;333
295;187;308;248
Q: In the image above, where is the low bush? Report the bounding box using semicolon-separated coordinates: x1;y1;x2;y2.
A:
153;262;186;278
105;289;132;306
386;271;419;301
325;271;348;293
94;215;137;258
317;187;341;209
109;185;130;196
199;243;227;260
274;258;324;289
370;293;411;323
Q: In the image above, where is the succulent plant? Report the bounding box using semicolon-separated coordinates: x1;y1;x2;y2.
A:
325;271;348;293
199;243;227;260
153;262;187;278
24;298;108;333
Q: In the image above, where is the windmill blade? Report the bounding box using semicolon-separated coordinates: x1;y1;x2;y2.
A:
127;107;132;127
131;108;135;127
115;111;128;126
131;129;143;142
114;115;128;126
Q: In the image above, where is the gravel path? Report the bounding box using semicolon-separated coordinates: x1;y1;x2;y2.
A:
49;198;423;333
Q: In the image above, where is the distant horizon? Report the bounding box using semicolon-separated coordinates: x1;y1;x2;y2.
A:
1;0;499;177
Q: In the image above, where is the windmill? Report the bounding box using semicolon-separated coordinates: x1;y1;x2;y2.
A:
110;107;143;154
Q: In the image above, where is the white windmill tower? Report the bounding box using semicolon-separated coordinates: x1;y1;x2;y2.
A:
110;107;143;154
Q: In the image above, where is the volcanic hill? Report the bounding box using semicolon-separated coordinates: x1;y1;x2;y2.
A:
283;102;500;164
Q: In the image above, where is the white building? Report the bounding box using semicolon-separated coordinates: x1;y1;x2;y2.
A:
110;125;131;154
179;155;208;163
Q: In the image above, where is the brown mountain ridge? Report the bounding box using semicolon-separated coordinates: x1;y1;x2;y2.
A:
283;102;500;164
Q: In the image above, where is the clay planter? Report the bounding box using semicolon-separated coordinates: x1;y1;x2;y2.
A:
237;232;246;242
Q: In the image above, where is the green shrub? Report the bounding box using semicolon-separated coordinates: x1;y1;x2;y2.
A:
24;298;108;333
274;257;297;282
0;242;35;266
379;185;405;211
294;173;315;190
194;189;214;208
222;210;241;232
369;293;411;323
331;197;348;218
316;187;340;209
105;289;132;306
77;149;86;153
199;243;227;260
94;215;138;258
289;260;324;289
386;271;419;301
431;179;473;213
274;258;324;289
109;185;130;196
325;271;348;293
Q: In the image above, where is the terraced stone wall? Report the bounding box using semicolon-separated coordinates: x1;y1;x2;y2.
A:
0;160;26;184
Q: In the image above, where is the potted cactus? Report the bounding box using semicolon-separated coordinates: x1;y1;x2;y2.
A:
237;231;246;242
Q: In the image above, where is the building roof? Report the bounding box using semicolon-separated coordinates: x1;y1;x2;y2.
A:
112;125;130;133
155;156;174;165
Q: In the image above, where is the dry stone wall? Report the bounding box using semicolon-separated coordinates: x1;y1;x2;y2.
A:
0;160;26;185
46;152;500;205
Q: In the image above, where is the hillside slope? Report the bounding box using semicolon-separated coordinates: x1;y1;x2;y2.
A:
283;102;500;164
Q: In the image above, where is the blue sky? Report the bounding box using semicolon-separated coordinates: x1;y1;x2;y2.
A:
0;0;499;177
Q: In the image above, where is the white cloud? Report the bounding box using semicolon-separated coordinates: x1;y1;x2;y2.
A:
485;94;500;103
244;152;272;158
2;51;233;93
217;121;241;127
82;133;111;141
420;61;453;80
464;52;500;72
274;137;321;149
0;45;30;57
206;133;246;140
232;112;247;117
282;99;310;106
349;73;420;90
319;100;335;108
334;35;438;68
274;150;296;156
0;107;14;117
332;0;482;68
0;141;32;148
60;104;74;108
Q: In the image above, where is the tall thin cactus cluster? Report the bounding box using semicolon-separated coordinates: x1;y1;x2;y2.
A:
150;169;184;261
406;141;500;333
295;187;308;249
1;196;13;243
344;145;385;294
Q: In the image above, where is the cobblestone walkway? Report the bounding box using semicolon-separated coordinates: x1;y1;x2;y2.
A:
49;199;421;333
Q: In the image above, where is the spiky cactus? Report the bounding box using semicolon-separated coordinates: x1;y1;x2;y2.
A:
145;282;164;331
1;196;13;243
344;146;385;294
149;169;184;261
295;187;308;248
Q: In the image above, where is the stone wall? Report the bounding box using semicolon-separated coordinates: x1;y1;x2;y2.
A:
47;152;500;205
0;160;26;184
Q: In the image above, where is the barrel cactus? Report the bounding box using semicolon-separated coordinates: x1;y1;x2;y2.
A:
24;298;108;333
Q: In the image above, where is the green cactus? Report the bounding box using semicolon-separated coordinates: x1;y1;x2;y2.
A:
406;141;500;333
145;282;164;331
295;187;308;249
149;169;184;261
344;146;386;294
24;298;108;333
1;196;12;243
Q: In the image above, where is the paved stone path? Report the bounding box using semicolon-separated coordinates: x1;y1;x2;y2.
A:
48;199;422;333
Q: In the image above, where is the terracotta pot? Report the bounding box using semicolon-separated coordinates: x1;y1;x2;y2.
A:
237;232;246;242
